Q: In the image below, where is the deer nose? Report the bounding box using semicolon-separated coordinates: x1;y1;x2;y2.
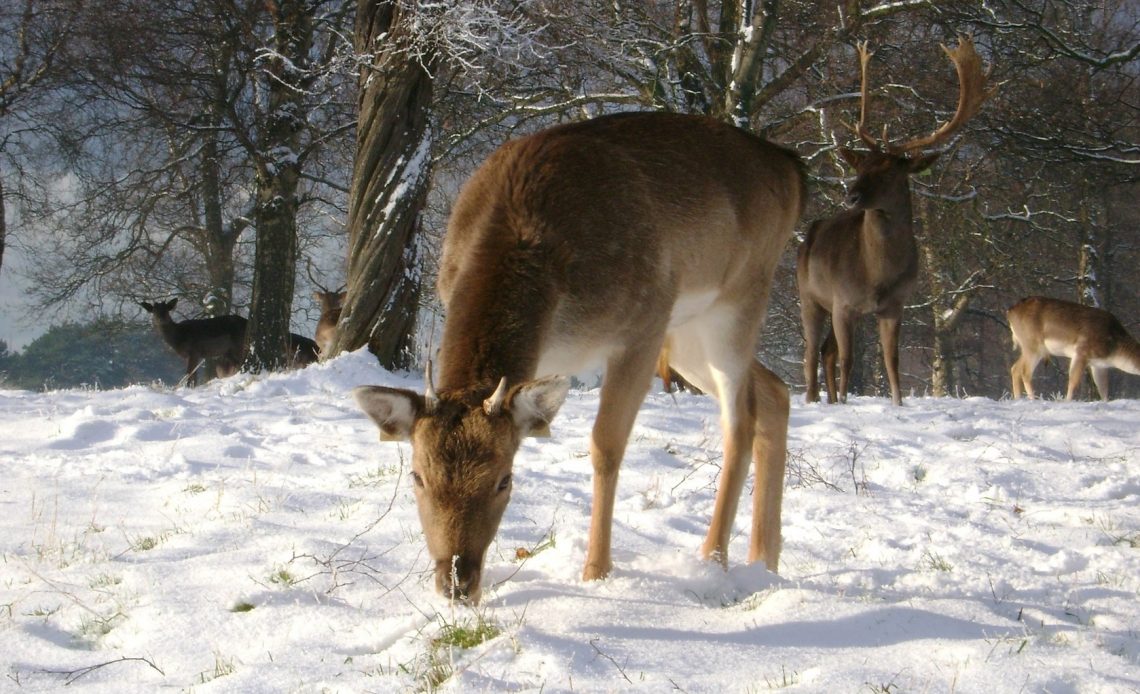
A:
846;190;863;207
435;557;482;603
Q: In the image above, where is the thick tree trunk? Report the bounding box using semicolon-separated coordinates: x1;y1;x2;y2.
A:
243;0;312;373
328;0;434;370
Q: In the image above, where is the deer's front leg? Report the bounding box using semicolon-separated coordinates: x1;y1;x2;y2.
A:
877;313;902;405
831;311;855;403
583;351;655;581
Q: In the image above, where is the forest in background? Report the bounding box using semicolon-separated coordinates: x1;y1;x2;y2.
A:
0;1;1137;398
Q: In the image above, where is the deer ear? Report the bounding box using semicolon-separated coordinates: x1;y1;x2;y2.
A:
166;298;178;311
139;301;153;312
907;152;940;173
508;376;571;438
353;386;424;441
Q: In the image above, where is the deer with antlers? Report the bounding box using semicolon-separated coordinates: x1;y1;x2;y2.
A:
797;36;994;406
1008;296;1140;401
353;112;804;603
306;259;346;360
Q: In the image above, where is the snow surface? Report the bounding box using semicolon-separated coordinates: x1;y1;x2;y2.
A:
3;349;1139;692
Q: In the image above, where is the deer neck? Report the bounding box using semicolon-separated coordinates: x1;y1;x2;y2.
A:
152;315;185;350
436;258;555;398
860;205;917;277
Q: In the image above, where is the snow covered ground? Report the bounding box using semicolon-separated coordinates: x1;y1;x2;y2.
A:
2;350;1139;692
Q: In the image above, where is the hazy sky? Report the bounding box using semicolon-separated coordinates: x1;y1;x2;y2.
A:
0;247;40;351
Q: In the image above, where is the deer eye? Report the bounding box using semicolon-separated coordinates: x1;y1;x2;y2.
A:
411;471;424;488
497;474;512;493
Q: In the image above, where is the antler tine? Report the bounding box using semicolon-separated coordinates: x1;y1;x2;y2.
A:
897;35;994;155
424;360;439;412
305;257;330;294
853;41;882;151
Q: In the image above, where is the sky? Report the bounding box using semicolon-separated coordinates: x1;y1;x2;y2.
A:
0;246;40;350
2;349;1139;692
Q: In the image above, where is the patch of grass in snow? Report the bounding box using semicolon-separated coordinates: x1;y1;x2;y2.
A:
761;664;800;688
183;482;208;494
348;463;400;488
1093;515;1140;548
396;612;504;692
268;566;297;587
88;573;121;589
921;549;954;573
229;601;256;613
77;610;125;643
128;534;162;552
197;653;236;684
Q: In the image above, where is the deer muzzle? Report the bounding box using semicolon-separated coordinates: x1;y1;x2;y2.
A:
434;555;483;604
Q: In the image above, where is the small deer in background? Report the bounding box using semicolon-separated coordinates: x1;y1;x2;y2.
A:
306;260;345;360
797;36;994;406
139;299;246;386
1008;296;1140;401
313;288;346;360
141;299;319;383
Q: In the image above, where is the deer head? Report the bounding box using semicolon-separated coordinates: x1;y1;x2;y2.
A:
841;36;994;213
354;366;569;602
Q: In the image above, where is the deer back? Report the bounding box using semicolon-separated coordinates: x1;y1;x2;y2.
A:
435;112;805;390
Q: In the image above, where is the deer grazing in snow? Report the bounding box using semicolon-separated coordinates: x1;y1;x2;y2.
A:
1008;296;1140;401
797;36;994;406
141;299;318;384
139;299;246;386
354;112;805;603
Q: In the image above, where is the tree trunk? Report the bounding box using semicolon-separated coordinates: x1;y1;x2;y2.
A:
243;0;312;372
328;0;434;370
0;175;6;277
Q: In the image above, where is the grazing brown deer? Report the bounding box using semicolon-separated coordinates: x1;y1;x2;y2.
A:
139;299;246;386
797;36;994;405
1008;296;1140;401
354;112;805;602
313;289;346;359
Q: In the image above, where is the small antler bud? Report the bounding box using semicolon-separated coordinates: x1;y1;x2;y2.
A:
483;377;509;416
424;360;439;413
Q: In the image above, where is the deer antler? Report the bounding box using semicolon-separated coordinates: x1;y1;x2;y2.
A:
424;360;439;413
894;35;994;155
305;258;330;294
853;41;882;151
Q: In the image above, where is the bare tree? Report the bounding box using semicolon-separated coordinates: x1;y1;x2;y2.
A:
0;0;76;277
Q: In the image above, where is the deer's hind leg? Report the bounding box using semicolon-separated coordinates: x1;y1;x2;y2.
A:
667;307;767;568
748;360;787;572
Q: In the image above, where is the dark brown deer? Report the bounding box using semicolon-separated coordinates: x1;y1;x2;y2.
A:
287;332;320;367
139;299;246;386
141;299;318;381
797;36;994;405
313;289;345;360
1008;296;1140;401
353;112;804;603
